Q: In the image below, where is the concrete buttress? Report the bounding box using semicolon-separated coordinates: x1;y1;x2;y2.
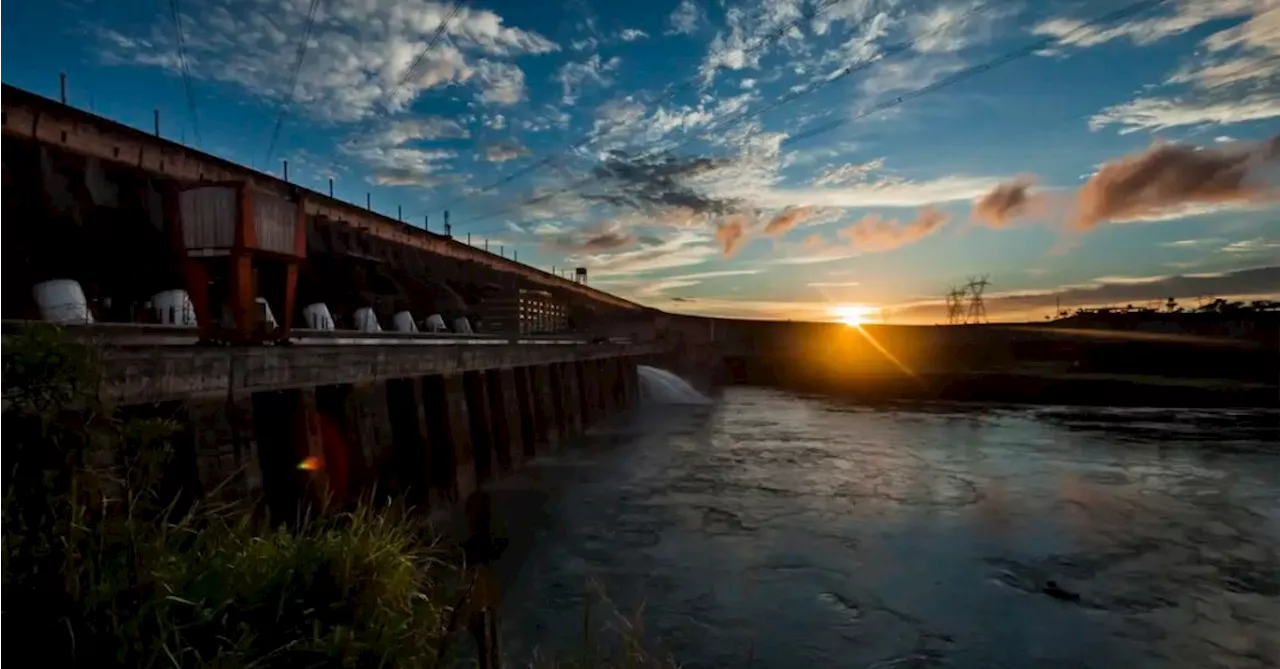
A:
384;378;432;509
186;396;261;502
513;366;539;458
342;382;394;498
422;374;475;504
553;362;582;438
462;371;496;484
531;364;561;451
487;368;525;471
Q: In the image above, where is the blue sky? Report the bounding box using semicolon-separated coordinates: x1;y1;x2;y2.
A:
5;0;1278;322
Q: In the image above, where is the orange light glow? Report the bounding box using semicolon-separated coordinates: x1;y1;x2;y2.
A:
832;304;876;327
297;455;324;472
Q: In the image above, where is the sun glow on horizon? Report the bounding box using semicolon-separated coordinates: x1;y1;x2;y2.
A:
832;304;876;327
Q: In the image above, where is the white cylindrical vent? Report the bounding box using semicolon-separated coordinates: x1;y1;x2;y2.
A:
354;307;382;333
303;303;335;331
453;316;473;334
255;297;278;329
393;311;418;333
33;279;94;324
425;314;447;332
153;289;197;326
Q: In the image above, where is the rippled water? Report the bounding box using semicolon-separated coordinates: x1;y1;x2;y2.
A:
495;387;1280;668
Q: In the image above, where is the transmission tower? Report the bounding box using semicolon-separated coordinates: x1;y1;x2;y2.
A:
944;285;967;325
965;275;990;324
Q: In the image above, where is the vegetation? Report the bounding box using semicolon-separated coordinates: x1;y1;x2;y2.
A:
1;324;673;668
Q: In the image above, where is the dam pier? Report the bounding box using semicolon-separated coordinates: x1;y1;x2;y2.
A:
168;341;650;517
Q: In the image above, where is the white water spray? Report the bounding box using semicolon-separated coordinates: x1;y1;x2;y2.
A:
637;366;710;405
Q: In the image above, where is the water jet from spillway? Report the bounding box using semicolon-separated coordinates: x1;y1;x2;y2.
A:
638;366;709;405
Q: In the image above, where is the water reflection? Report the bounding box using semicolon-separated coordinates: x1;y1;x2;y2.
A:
498;387;1280;668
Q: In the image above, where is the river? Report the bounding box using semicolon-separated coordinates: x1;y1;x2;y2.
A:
492;383;1280;668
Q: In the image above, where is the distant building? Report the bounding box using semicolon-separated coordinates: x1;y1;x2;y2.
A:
476;288;567;334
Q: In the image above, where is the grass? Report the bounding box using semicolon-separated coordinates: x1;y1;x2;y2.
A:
2;324;677;669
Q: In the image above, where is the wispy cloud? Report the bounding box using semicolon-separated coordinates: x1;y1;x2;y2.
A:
483;141;530;163
1038;1;1280;133
666;0;706;36
96;1;558;122
555;54;622;104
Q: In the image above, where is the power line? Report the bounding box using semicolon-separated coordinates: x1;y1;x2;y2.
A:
782;0;1167;147
452;1;994;232
392;1;464;100
461;0;1167;235
428;0;853;217
168;0;202;146
264;0;323;166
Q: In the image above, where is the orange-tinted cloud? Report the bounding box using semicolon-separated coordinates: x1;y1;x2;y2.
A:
1074;135;1280;230
973;175;1042;227
764;206;813;236
838;207;950;252
716;216;747;256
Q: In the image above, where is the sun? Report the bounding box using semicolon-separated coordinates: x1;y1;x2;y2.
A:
832;304;875;327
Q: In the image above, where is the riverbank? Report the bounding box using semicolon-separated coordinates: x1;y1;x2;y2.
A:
724;357;1279;409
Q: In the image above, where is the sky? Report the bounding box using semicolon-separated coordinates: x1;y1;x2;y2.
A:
4;0;1279;323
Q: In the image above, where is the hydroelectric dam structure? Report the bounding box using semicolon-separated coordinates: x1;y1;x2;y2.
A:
5;82;1276;515
0;83;721;514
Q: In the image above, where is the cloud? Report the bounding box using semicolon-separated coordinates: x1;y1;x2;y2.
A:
520;106;573;133
618;28;649;42
854;1;1011;103
555;54;622;104
542;218;638;253
473;59;528;104
838;207;951;252
716;216;750;256
813;158;887;186
586;150;745;216
341;120;460;187
95;0;558;122
1031;1;1257;50
698;0;813;84
1161;237;1224;248
1057;1;1280;133
739;175;1002;209
763;206;813;235
609;269;762;299
771;247;862;265
483;141;530;163
972;176;1044;228
666;0;705;36
565;229;720;277
1073;136;1280;229
1221;237;1280;255
1090;95;1280;134
367;117;470;143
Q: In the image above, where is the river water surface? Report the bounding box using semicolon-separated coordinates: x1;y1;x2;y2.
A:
494;385;1279;668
